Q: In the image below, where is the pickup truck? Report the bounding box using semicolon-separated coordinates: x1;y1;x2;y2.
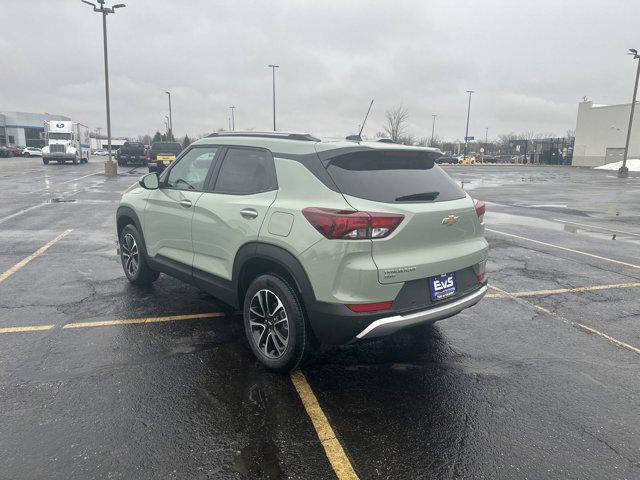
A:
116;142;147;166
148;141;183;173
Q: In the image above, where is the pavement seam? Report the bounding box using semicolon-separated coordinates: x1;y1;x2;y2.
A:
488;285;640;355
290;370;360;480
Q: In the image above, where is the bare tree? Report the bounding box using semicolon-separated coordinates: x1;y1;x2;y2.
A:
428;134;441;148
383;106;409;142
566;129;575;139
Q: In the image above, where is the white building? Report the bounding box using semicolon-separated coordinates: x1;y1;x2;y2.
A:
0;111;71;148
573;100;640;167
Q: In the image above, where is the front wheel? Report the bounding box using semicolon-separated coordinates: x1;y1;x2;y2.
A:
243;274;311;372
23;152;30;157
119;224;160;285
43;158;49;165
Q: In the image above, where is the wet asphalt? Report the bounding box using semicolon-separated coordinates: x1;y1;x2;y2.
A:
0;157;638;479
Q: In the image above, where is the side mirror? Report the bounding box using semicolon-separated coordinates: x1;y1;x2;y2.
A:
139;173;159;190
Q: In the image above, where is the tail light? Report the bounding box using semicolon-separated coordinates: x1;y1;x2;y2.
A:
474;199;485;221
476;273;486;283
302;207;404;240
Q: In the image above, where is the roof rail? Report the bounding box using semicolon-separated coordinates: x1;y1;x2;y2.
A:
207;131;320;142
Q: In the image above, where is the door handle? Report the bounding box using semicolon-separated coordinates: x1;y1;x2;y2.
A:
179;199;192;208
240;208;259;219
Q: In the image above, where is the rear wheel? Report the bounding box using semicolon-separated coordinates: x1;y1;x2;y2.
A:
72;156;79;165
243;274;311;372
23;152;30;157
43;158;49;165
119;224;159;285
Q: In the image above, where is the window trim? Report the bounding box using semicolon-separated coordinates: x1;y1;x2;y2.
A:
210;146;278;195
159;145;221;193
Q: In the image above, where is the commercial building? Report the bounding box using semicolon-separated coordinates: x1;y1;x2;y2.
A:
573;100;640;167
0;111;71;148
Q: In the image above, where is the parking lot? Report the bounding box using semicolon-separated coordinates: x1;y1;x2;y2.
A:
1;156;639;479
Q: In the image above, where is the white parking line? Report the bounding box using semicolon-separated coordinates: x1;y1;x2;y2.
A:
0;203;48;225
59;170;103;184
486;228;640;270
553;219;640;238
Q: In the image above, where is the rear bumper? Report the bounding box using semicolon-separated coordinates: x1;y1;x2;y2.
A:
353;285;487;340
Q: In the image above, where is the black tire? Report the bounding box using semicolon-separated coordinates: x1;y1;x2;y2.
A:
23;152;30;157
119;224;160;285
73;157;79;165
243;274;311;372
43;158;49;165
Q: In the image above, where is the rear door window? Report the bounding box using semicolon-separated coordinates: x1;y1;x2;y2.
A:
214;147;277;194
325;150;466;203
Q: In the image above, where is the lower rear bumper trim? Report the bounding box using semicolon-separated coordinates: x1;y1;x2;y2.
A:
354;285;487;340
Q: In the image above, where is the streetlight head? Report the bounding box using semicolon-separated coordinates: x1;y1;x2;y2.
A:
165;91;170;95
81;0;96;7
113;3;126;8
630;48;638;54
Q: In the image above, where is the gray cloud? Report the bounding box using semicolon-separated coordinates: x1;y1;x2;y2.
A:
1;0;639;141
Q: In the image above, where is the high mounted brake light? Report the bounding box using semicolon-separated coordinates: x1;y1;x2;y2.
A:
302;208;404;240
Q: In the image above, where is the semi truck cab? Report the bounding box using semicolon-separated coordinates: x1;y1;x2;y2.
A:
42;121;90;165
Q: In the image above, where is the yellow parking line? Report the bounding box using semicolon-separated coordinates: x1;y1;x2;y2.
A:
62;312;225;329
486;228;640;270
489;285;640;355
487;282;640;298
290;370;360;480
0;324;54;334
0;229;73;284
0;313;225;334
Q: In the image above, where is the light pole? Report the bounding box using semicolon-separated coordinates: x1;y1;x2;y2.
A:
165;91;172;136
430;114;437;146
268;65;279;131
81;0;125;177
620;48;640;178
229;106;236;131
485;127;489;153
165;116;170;139
463;90;474;162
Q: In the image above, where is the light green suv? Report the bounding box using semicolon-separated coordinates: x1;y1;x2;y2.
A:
116;132;488;371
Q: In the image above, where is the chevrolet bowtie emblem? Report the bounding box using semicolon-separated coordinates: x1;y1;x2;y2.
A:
442;215;459;225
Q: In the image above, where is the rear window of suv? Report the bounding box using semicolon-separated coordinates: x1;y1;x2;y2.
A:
325;150;466;203
151;142;182;153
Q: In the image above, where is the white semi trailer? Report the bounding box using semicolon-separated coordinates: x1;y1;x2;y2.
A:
42;121;90;165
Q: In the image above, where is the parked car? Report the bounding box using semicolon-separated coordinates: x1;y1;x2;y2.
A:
93;149;109;156
116;132;489;371
0;146;12;158
116;141;147;166
435;155;458;164
7;146;23;156
147;141;183;173
22;147;43;157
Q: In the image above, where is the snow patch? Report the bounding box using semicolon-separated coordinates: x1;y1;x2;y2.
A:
594;159;640;171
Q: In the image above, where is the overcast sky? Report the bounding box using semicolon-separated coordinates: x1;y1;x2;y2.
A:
1;0;639;141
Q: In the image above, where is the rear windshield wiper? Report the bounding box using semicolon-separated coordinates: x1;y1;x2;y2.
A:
395;191;440;202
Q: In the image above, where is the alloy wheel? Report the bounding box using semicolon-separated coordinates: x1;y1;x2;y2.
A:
249;289;290;358
121;233;139;277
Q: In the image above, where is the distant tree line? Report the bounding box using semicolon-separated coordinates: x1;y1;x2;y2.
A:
377;104;574;155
